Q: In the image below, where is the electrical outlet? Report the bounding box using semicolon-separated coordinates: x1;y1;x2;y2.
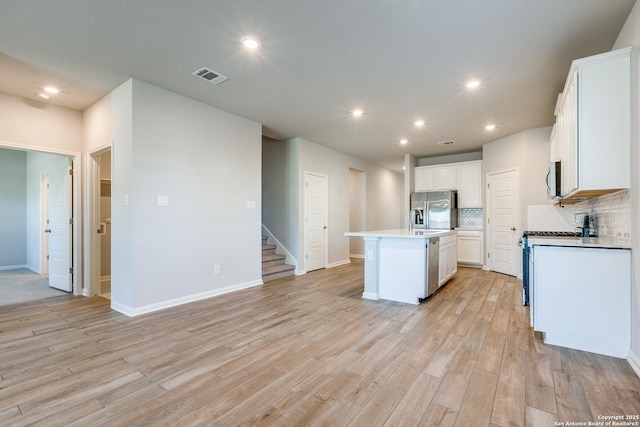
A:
214;265;220;274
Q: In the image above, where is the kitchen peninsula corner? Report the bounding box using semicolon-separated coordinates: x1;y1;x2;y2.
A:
345;229;457;305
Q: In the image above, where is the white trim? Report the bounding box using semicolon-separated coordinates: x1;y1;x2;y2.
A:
629;350;640;378
0;140;82;295
110;279;264;317
101;275;111;284
261;225;297;269
0;265;29;271
349;254;365;259
362;291;379;300
327;259;351;268
87;144;112;297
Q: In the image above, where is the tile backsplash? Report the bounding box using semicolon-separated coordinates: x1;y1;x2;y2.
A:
527;189;630;243
459;208;483;229
574;189;630;241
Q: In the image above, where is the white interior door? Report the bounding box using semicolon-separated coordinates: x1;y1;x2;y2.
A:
487;169;519;276
305;172;327;272
48;159;73;292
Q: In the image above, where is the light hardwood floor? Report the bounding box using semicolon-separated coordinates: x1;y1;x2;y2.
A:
0;260;639;426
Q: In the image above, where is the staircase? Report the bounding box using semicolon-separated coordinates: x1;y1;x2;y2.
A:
262;236;295;281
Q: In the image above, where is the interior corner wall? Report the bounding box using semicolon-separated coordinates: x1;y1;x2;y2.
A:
83;79;134;307
613;3;640;367
129;79;262;310
0;148;26;268
262;136;299;262
296;137;403;270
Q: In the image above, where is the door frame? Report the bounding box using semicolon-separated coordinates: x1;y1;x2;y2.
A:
303;170;328;273
0;140;82;294
40;173;50;275
485;167;520;276
87;144;112;297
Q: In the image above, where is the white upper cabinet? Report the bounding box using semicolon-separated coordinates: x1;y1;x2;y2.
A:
415;160;482;208
553;47;631;199
415;166;437;191
456;161;482;208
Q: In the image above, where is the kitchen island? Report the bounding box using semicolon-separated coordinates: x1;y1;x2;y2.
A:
345;229;457;304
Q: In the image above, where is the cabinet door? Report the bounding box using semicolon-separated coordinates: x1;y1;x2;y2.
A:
533;246;630;357
456;162;482;208
437;166;456;190
457;235;481;264
448;241;458;279
438;243;447;286
415;167;437;191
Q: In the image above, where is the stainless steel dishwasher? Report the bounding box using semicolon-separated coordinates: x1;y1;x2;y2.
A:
420;237;440;302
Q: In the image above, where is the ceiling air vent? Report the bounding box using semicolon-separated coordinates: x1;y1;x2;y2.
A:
438;140;455;146
192;67;229;85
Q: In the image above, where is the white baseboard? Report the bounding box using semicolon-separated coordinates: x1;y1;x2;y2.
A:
0;264;28;271
110;279;264;317
327;259;351;269
101;275;111;284
362;291;379;300
349;253;365;259
628;350;640;378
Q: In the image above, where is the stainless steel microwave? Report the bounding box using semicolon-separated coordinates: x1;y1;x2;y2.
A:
547;161;561;198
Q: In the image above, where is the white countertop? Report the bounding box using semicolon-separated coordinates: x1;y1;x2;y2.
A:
526;235;631;250
344;228;457;239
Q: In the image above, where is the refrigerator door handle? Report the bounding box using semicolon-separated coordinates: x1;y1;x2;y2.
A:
425;201;430;229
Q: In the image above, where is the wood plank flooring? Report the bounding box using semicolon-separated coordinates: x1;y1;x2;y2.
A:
0;259;639;426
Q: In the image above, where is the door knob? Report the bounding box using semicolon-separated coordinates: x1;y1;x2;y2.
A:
510;227;516;231
44;229;52;233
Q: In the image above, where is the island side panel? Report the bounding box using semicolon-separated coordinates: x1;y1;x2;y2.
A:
378;237;427;305
362;237;380;300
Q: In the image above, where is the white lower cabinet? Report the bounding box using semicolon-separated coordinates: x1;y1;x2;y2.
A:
532;245;630;358
438;232;458;287
457;230;483;266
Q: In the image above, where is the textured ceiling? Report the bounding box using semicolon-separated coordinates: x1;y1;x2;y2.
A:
0;0;635;171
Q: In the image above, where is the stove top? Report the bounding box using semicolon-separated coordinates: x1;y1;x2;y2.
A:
522;231;581;237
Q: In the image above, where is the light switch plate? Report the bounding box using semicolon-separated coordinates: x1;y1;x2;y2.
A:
247;200;256;209
158;195;169;206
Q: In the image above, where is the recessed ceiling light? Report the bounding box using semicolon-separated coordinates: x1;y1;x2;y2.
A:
43;86;59;94
466;80;480;88
36;92;50;100
485;124;496;130
414;120;425;127
241;36;261;49
352;109;363;117
399;139;408;145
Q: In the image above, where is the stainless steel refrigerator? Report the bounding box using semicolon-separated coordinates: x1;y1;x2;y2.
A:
410;190;458;230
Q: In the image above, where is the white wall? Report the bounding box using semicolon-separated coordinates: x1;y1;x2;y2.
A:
84;79;263;314
0;148;26;268
296;137;404;270
83;80;134;306
482;126;552;274
262;136;299;263
349;168;366;257
262;136;403;271
612;0;640;370
0;92;82;152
